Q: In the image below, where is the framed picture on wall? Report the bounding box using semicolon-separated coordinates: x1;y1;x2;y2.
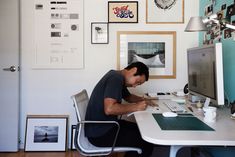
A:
108;1;138;23
24;115;68;151
34;0;84;69
146;0;184;24
117;31;176;79
91;22;109;44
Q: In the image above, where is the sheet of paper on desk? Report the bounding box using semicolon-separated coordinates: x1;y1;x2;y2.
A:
127;106;161;117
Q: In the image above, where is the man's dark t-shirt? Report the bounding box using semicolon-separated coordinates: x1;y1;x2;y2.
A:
85;70;130;138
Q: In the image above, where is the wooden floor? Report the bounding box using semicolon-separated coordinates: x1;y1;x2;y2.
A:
0;150;123;157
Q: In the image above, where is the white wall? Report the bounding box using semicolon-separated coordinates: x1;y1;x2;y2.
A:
20;0;199;148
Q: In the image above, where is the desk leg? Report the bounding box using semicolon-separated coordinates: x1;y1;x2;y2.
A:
169;145;184;157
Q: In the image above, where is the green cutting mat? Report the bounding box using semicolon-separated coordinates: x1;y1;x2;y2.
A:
152;113;214;131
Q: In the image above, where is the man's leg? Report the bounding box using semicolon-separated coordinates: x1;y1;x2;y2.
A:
88;120;154;157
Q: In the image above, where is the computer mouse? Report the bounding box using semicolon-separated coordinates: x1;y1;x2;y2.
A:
162;112;178;117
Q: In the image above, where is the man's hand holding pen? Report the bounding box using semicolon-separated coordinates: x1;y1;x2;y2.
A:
143;95;158;107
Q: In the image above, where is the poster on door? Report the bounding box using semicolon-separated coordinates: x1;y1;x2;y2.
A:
34;0;84;69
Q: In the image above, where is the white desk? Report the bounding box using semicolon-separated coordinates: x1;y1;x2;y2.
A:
134;100;235;157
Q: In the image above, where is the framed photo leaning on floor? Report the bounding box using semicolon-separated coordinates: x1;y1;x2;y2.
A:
24;115;68;151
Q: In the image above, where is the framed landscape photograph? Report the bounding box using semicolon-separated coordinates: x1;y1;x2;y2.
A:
108;1;138;23
117;31;176;79
24;115;68;151
91;22;109;44
146;0;184;24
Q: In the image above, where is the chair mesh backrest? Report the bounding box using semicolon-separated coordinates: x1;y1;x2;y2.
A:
72;89;96;153
73;89;89;122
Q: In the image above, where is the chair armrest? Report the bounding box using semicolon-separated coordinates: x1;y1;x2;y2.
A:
78;120;119;125
75;120;120;155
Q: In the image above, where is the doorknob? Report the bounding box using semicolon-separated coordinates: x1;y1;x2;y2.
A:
3;66;17;72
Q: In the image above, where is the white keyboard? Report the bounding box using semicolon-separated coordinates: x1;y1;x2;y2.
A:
163;101;186;112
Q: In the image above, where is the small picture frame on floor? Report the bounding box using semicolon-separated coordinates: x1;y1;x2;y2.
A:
24;115;68;151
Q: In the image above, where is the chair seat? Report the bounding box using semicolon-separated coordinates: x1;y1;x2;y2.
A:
77;135;142;154
81;143;142;154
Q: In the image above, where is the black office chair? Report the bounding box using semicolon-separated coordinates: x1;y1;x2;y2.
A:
71;89;142;156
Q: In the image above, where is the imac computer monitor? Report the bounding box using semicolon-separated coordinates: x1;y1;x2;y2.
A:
187;43;224;106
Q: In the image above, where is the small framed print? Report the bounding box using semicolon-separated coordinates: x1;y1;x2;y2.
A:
108;1;138;23
91;22;109;44
24;115;68;151
70;125;76;150
146;0;184;24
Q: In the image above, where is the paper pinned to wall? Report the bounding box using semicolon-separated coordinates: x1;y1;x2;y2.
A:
34;0;84;69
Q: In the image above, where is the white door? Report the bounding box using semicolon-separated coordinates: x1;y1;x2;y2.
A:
0;0;20;152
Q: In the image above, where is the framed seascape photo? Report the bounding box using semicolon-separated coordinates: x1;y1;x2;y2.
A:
146;0;184;24
91;22;109;44
117;31;176;79
108;1;138;23
70;125;76;150
24;115;68;151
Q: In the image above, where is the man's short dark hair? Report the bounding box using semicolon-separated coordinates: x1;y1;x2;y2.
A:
125;62;149;81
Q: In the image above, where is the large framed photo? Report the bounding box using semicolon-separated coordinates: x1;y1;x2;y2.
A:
34;0;84;69
24;115;68;151
146;0;184;24
108;1;138;23
91;22;109;44
117;31;176;79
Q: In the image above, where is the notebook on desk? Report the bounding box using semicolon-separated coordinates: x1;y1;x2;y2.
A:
152;113;214;131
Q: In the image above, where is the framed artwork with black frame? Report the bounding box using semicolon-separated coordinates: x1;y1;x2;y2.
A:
24;115;68;152
91;22;109;44
108;1;138;23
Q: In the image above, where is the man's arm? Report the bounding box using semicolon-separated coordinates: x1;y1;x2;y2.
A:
124;94;144;103
124;94;156;106
104;97;147;116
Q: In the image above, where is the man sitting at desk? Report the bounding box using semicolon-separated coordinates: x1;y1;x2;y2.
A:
85;62;154;157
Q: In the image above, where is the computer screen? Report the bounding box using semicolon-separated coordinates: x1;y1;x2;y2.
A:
187;43;224;106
